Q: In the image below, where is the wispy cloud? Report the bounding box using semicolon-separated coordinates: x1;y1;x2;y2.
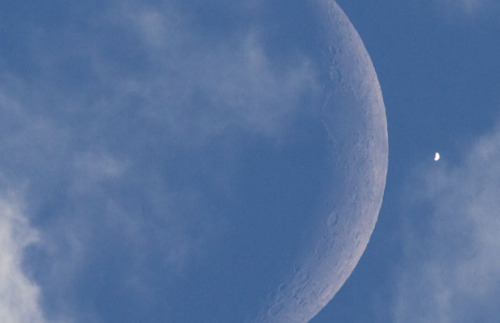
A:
98;1;318;144
394;123;500;322
0;190;45;323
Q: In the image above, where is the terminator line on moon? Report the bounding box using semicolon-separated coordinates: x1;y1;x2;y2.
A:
256;1;388;322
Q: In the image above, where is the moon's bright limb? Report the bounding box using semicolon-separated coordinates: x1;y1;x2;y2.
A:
255;1;388;322
434;152;441;161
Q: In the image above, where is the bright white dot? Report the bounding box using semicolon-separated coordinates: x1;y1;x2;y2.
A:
434;152;440;161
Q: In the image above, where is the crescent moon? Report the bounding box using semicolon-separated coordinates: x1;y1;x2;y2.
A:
256;1;388;322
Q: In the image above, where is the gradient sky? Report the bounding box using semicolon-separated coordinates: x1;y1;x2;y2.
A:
1;0;499;322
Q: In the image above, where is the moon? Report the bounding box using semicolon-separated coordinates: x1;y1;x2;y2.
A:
254;1;388;322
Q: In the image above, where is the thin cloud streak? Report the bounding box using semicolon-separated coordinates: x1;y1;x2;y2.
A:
394;123;500;322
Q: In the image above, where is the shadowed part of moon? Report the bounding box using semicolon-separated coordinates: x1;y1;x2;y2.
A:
256;1;388;322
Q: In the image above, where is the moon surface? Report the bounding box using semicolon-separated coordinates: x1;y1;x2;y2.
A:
255;1;388;322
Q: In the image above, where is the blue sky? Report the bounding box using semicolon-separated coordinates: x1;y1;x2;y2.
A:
1;1;499;322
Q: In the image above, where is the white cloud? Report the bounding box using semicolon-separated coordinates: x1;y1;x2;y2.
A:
0;190;45;323
394;123;500;322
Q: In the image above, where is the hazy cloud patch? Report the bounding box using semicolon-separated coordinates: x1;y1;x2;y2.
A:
394;123;500;322
435;0;499;17
450;0;488;13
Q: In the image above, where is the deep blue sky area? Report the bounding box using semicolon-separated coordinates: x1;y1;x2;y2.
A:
1;1;499;322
